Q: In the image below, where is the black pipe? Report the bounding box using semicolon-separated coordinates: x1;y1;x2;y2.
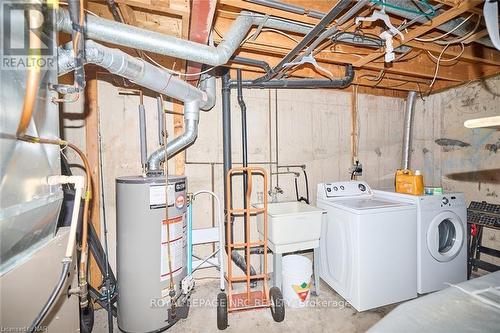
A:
232;56;272;76
222;70;232;220
222;70;257;279
28;262;71;333
227;64;354;89
257;0;352;82
237;69;250;266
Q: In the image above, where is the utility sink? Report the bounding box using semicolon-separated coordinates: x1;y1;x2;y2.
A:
255;201;325;253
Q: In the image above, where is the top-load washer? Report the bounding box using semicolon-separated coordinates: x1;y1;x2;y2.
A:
374;190;467;294
317;181;417;311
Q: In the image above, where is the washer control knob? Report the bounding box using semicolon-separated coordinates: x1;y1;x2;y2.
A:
340;185;345;190
333;186;338;191
327;187;332;193
358;183;366;192
442;197;449;205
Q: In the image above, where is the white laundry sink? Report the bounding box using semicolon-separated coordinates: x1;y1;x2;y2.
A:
255;201;325;253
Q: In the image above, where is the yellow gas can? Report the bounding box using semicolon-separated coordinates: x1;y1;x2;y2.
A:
395;169;424;195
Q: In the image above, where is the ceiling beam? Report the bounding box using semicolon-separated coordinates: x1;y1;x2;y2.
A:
112;0;188;17
353;0;484;67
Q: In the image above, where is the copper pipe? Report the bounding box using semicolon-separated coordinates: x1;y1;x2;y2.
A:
19;135;92;307
68;142;92;307
16;9;43;137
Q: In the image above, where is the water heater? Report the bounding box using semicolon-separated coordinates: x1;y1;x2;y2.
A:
116;175;188;332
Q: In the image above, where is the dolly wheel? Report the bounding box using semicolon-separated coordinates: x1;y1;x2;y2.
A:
217;292;228;330
269;287;285;322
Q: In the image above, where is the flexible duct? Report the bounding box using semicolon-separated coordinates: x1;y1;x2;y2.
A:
402;91;417;170
58;40;216;173
57;8;310;67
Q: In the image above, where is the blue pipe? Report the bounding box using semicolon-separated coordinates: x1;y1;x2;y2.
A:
187;200;193;275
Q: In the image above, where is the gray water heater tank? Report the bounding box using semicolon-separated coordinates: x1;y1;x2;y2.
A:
116;175;187;332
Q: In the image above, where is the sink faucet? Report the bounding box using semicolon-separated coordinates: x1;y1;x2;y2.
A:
268;186;283;203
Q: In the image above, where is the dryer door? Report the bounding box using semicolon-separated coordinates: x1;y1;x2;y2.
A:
426;211;464;262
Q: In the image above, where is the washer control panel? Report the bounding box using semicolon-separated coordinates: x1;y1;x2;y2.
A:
317;181;372;200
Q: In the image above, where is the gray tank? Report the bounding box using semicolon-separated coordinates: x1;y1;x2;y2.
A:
116;175;187;332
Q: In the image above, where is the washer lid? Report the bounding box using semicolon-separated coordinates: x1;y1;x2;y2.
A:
334;198;413;210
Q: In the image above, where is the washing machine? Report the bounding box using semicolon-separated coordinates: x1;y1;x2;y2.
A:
317;181;417;311
374;190;467;294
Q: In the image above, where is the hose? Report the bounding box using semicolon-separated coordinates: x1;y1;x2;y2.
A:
302;169;310;204
293;169;310;204
28;261;71;333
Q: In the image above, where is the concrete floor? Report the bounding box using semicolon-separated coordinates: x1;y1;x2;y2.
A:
94;279;396;333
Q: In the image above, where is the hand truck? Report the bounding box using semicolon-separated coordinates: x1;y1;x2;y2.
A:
217;167;285;330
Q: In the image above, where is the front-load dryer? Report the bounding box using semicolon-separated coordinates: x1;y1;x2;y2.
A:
374;190;467;294
317;181;417;311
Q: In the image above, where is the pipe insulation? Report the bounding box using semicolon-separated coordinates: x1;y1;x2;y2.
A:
401;91;417;170
57;8;311;67
58;40;216;173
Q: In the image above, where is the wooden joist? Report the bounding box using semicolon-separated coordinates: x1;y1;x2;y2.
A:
83;0;499;94
353;0;484;67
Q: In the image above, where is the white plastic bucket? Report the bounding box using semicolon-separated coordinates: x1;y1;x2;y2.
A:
282;255;313;308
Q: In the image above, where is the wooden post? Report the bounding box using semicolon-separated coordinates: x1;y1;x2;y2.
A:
173;101;185;175
85;71;103;290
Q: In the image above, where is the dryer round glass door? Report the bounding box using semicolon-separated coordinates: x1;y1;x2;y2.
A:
426;211;464;262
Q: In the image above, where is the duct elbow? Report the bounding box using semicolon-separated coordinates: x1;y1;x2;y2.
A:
341;64;355;88
146;101;200;174
199;74;216;111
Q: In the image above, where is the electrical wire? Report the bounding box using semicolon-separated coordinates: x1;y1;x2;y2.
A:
243;27;301;44
97;106;113;333
59;2;99;16
358;69;385;83
142;53;216;77
427;42;465;62
216;9;315;29
429;42;453;88
414;14;474;42
142;25;302;77
433;15;482;46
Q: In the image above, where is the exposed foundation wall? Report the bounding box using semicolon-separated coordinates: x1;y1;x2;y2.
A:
61;75;499;276
62;80;408;272
412;75;500;268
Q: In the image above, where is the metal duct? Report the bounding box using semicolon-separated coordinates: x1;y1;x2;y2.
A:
402;91;417;170
382;0;493;48
58;40;216;174
57;8;311;67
